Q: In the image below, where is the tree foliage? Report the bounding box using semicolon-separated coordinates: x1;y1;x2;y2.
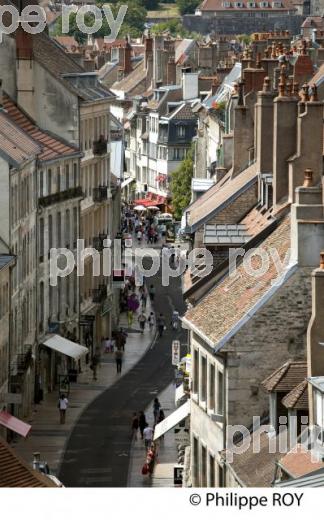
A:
151;19;201;39
176;0;200;15
171;146;194;220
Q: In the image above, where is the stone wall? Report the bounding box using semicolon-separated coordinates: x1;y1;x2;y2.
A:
183;14;305;36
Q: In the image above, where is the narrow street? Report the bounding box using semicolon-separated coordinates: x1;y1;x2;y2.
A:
59;264;186;487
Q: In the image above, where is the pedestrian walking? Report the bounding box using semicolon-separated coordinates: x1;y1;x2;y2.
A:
157;313;165;337
153;397;161;424
138;411;147;439
138;312;147;333
149;284;155;302
91;352;100;381
148;312;155;331
171;310;180;331
143;423;154;449
131;412;139;440
58;394;68;424
115;348;124;374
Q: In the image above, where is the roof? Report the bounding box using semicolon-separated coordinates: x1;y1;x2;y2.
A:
261;361;307;393
0;255;15;271
54;36;79;51
2;94;79;162
0;111;41;167
184;215;292;348
225;429;285;487
204;62;241;109
301;16;324;29
0;437;56;487
112;60;146;95
275;467;324;487
279;444;324;479
198;0;296;11
281;379;308;410
175;39;196;65
169;103;197;121
186;162;258;231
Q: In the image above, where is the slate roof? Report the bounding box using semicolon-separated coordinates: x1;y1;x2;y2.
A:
0;255;15;271
0;111;41;167
186;162;258;231
261;361;307;393
2;94;80;163
0;438;56;487
184;215;292;348
112;60;146;95
170;103;197;120
282;379;308;410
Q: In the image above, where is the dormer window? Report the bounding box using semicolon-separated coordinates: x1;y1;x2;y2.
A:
259;1;269;6
272;1;282;6
222;1;231;7
234;1;244;6
247;1;256;6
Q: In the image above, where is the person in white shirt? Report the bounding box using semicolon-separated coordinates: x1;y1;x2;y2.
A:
143;424;154;449
58;394;68;424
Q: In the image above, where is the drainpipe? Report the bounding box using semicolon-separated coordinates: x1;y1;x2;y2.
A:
222;352;228;486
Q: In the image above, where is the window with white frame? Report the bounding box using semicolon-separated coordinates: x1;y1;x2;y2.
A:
177;125;186;138
200;355;207;403
216;369;224;415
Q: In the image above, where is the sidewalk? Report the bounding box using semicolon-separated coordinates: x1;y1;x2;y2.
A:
13;299;156;477
127;383;178;488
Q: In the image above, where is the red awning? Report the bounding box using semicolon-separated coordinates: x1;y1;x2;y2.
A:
0;410;31;437
133;194;166;207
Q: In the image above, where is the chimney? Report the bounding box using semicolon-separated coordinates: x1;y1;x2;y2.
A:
211;78;219;96
144;32;153;69
288;85;324;202
232;81;254;177
83;59;95;72
293;42;314;86
307;253;324;424
121;37;133;75
182;72;198;100
243;63;267;95
272;66;298;208
16;26;35;120
255;76;275;175
167;58;176;85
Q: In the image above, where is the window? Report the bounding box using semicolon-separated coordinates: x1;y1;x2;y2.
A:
193;437;199;486
73;207;78;248
217;370;224;415
209;364;215;411
48;215;53;254
247;1;256;5
201;356;207;403
315;390;324;428
65;165;70;190
47;169;52;195
73;163;78;187
272;1;282;5
66;276;70;315
173;148;186;161
259;1;268;5
65;209;70;248
57;212;61;248
39;281;44;332
193;349;199;395
222;1;231;5
56;167;61;192
39;218;44;263
39;171;44;197
201;445;207;487
209;454;215;487
217;463;224;487
177;125;185;138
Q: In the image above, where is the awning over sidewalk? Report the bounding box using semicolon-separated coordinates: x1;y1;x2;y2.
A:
175;384;185;406
121;177;135;189
0;410;31;437
154;400;190;441
43;335;88;360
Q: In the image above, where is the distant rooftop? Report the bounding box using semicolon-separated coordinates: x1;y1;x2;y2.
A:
0;254;15;271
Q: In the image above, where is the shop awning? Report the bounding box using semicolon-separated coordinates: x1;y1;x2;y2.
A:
154;400;190;441
175;384;185;406
43;335;88;360
0;410;31;437
121;177;135;189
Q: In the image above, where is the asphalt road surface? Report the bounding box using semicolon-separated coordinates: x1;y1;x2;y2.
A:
59;265;186;487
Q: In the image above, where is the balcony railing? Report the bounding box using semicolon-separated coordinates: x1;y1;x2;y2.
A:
93;185;108;202
92;284;107;303
39;186;83;208
93;136;108;155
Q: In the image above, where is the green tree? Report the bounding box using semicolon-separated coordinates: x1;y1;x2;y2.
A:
171;147;194;220
176;0;200;15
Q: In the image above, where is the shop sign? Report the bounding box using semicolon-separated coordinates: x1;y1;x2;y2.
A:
172;340;180;366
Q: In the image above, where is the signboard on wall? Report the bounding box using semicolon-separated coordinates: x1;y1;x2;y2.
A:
172;340;181;366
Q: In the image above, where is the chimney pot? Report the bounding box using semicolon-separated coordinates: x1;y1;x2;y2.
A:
303;168;313;187
262;76;270;92
310;83;318;102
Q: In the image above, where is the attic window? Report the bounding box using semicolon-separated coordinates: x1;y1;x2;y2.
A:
247;1;256;6
259;1;269;6
234;1;244;6
272;1;282;6
222;1;231;7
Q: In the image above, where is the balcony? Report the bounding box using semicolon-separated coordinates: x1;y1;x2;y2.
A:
92;284;107;303
93;135;108;156
93;185;108;202
39;186;83;208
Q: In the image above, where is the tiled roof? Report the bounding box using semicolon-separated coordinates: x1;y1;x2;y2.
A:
2;94;79;162
186;162;258;230
302;16;324;29
226;429;285;487
199;0;296;10
0;111;41;167
112;60;146;94
0;255;15;271
261;361;307;393
54;36;79;50
279;444;324;479
170;103;197;120
0;438;56;487
281;379;308;410
184;215;292;347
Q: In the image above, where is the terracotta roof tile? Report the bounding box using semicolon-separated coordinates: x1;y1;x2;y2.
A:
0;438;56;487
0;112;41;166
261;361;307;393
2;94;79;162
184;215;291;347
282;379;309;410
279;444;324;478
